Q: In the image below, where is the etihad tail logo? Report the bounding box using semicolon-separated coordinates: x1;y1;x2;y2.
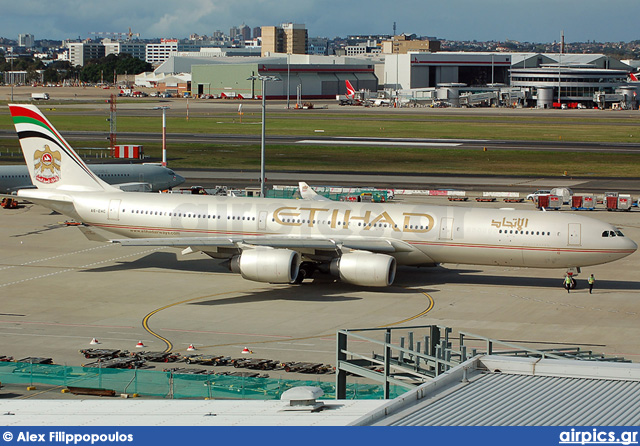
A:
34;145;61;184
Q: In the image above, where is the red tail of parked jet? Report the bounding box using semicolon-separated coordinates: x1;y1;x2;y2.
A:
345;80;356;98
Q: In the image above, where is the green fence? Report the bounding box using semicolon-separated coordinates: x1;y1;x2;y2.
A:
0;362;405;400
265;189;298;199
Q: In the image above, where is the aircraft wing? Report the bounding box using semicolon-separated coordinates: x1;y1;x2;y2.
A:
111;236;415;254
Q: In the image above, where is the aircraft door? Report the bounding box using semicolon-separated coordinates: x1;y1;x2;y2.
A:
439;217;454;240
258;211;268;230
568;223;581;246
108;199;121;221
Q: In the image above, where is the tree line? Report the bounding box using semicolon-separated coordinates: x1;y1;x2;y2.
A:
0;53;151;84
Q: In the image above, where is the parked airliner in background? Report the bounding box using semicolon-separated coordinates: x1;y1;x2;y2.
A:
6;104;637;287
0;163;184;194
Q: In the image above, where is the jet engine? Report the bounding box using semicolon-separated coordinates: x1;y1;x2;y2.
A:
330;252;396;287
230;248;300;284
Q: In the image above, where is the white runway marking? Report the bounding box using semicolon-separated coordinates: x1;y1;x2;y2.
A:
0;244;113;272
297;139;462;147
0;247;165;288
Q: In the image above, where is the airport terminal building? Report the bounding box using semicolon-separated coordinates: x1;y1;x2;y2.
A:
510;53;634;108
140;50;635;107
383;52;511;90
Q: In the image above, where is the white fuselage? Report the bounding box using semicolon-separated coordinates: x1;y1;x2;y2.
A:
1;164;184;193
37;191;637;269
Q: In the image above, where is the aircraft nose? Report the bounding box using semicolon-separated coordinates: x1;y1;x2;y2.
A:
626;237;639;253
173;173;186;187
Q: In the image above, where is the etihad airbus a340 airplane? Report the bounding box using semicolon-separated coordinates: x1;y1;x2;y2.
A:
7;104;638;287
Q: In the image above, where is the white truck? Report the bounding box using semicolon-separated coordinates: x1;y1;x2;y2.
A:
31;93;50;100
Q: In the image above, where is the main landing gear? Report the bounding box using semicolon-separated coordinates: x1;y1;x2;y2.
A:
293;262;317;284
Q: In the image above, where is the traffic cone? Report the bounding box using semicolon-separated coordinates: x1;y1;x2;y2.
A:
187;344;196;351
135;341;145;348
241;347;251;354
90;338;99;345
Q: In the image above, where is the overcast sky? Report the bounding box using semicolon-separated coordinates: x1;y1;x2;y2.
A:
4;0;640;43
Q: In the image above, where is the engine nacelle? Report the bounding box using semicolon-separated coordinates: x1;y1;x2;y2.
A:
230;248;300;284
330;252;396;287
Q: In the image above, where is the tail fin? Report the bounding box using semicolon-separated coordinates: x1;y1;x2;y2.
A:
345;80;356;98
298;181;331;202
9;104;119;192
631;72;639;82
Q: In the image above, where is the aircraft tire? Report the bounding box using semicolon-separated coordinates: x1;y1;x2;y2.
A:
293;262;316;284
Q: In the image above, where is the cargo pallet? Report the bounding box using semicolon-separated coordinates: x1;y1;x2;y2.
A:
447;197;468;201
475;198;496;202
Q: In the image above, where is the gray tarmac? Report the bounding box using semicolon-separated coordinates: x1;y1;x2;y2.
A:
1;89;640;394
1;195;639;386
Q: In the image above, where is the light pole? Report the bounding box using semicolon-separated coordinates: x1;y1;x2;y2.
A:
10;50;14;102
286;53;290;109
153;106;170;166
247;75;281;197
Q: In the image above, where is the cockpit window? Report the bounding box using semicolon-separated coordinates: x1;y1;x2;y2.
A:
168;170;175;175
615;230;625;237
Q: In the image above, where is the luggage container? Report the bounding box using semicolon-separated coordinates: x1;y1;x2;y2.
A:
605;192;632;211
550;187;573;204
571;196;582;209
536;195;549;209
618;194;632;211
536;194;561;210
582;194;595;210
571;194;595;210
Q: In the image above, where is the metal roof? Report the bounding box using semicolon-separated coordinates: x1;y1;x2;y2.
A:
352;356;640;426
0;399;386;427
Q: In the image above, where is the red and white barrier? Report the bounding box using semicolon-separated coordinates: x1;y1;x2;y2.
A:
113;145;144;159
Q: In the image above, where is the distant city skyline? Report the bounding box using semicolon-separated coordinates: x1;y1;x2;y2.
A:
3;0;640;44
